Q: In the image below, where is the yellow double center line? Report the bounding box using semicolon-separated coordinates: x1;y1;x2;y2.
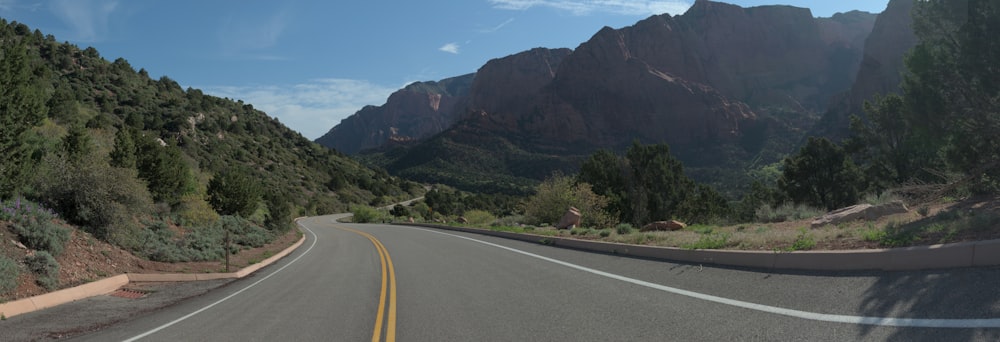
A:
339;226;397;342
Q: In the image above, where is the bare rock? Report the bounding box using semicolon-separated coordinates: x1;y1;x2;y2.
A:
556;207;581;229
457;217;468;224
641;220;687;232
811;200;909;228
11;239;27;249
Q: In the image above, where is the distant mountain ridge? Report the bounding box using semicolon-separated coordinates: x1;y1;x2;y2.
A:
316;1;908;195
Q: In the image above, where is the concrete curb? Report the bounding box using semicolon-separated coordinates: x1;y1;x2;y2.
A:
397;223;1000;272
0;222;307;319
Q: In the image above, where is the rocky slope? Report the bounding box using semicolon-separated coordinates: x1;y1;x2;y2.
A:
322;1;883;194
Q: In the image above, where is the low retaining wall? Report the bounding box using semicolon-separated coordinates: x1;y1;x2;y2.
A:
0;221;307;319
399;223;1000;272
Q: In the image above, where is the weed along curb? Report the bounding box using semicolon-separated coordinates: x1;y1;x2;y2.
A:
0;221;308;319
398;223;1000;272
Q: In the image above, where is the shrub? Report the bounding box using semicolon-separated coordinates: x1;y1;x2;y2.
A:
264;193;293;233
3;198;71;256
11;219;71;257
786;228;816;251
494;215;525;227
0;255;18;294
389;204;410;218
350;205;383;223
523;175;615;229
682;233;730;250
218;215;272;249
26;251;60;290
615;223;635;235
33;154;153;246
462;210;495;226
599;229;611;237
177;193;220;227
864;191;900;206
138;219;227;262
755;203;825;223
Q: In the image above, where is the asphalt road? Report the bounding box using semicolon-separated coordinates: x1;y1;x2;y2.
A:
39;215;1000;341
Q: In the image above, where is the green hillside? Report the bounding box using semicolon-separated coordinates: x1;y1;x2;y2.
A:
0;19;421;255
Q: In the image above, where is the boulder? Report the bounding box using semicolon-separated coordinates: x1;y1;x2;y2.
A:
556;207;582;229
641;220;687;232
811;200;909;228
457;216;468;224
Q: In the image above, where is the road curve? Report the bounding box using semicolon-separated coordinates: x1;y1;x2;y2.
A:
70;216;1000;341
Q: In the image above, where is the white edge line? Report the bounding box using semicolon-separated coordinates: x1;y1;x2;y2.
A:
123;224;319;342
410;227;1000;329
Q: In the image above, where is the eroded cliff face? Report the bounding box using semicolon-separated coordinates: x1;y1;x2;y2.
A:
314;74;473;154
467;0;874;151
321;1;877;156
813;0;916;139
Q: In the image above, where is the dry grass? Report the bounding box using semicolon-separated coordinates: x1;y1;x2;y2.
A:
457;196;1000;251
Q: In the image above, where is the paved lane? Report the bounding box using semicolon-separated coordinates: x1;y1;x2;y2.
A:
71;216;1000;341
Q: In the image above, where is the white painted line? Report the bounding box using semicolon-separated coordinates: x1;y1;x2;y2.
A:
413;227;1000;329
123;224;319;342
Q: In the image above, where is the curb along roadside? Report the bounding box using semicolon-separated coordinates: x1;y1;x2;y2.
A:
396;223;1000;272
0;219;309;319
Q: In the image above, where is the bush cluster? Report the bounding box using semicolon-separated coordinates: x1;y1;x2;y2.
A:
462;210;495;226
3;198;71;256
0;255;19;294
350;205;385;223
25;251;60;290
137;216;274;262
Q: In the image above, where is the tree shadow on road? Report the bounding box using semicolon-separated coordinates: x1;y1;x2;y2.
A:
857;266;1000;341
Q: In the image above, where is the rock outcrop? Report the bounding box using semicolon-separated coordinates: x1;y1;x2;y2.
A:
810;201;909;228
314;74;473;154
556;207;582;229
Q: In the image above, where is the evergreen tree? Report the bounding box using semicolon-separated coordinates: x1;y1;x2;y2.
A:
62;125;93;163
578;149;628;223
904;0;1000;187
0;40;47;197
208;168;263;217
779;137;862;210
625;141;693;225
110;127;137;169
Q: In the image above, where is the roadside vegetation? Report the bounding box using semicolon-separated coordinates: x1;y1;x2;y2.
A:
0;19;424;299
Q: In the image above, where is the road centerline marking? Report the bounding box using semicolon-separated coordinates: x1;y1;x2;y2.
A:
411;226;1000;329
338;226;397;342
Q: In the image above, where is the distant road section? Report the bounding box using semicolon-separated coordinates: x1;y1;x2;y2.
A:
73;216;1000;341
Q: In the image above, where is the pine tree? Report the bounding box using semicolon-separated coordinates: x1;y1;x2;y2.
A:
779;137;862;210
0;40;46;197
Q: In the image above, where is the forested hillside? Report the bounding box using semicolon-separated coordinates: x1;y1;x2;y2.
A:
0;18;421;292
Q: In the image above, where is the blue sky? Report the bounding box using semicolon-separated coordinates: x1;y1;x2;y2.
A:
1;0;889;139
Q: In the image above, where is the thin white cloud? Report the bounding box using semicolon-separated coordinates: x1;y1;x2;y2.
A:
216;7;290;59
439;42;460;54
48;0;119;42
201;79;399;140
480;17;516;33
489;0;691;16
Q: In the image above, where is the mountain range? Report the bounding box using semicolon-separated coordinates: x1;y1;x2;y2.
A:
316;0;917;196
